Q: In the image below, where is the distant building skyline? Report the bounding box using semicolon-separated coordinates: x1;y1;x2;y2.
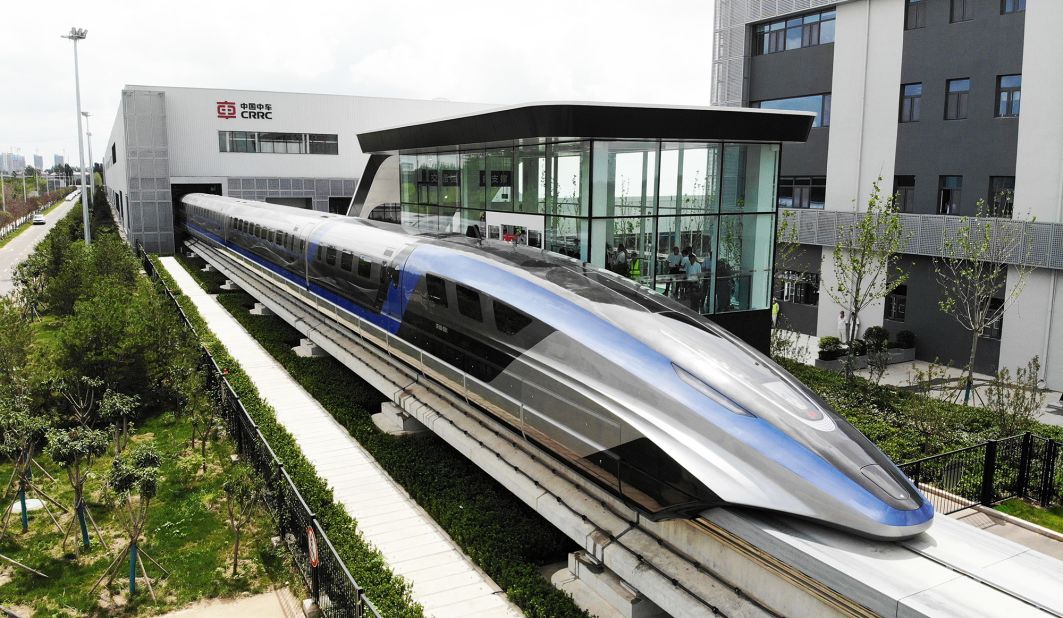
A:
53;153;64;168
0;152;26;174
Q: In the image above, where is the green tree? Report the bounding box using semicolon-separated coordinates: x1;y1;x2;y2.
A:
984;357;1045;437
0;395;61;537
825;178;909;381
45;425;109;551
934;201;1034;399
100;389;140;454
223;463;261;577
0;297;34;393
99;443;163;598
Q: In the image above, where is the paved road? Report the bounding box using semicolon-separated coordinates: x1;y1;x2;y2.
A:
0;197;81;296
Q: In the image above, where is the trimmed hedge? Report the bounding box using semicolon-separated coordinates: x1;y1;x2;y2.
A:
149;257;423;617
173;252;586;618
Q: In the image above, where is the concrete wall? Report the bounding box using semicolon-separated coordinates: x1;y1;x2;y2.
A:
999;0;1063;389
103;95;128;227
894;0;1024;216
817;0;904;338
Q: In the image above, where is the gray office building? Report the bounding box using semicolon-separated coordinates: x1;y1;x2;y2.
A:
713;0;1063;389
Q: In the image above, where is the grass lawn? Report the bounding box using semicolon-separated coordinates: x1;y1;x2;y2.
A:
996;499;1063;535
0;315;295;616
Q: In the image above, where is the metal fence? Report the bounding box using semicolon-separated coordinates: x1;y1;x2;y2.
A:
138;243;381;618
900;433;1063;515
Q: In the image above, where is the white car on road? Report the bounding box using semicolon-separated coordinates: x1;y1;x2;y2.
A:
32;214;46;225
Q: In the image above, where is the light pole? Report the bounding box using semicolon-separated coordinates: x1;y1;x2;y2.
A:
82;111;94;206
62;27;91;244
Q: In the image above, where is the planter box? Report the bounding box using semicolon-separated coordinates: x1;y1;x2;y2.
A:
887;347;916;364
814;355;868;372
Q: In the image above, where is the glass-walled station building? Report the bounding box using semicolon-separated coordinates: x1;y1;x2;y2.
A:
353;103;813;349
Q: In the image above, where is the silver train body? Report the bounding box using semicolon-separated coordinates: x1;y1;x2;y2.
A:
179;193;934;540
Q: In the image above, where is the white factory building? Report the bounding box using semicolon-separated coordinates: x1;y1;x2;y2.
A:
102;85;487;253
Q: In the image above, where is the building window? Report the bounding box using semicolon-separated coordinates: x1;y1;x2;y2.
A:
939;176;963;214
218;131;340;154
900;83;922;123
988;176;1015;218
777;271;820;306
885;285;908;322
111;143;117;165
777;176;826;209
894;176;915;212
983;298;1004;339
951;0;974;22
945;78;970;120
906;0;927;29
752;94;831;127
1001;0;1024;14
996;75;1022;117
754;9;836;55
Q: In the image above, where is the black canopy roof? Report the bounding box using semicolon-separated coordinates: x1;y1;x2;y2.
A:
357;102;814;153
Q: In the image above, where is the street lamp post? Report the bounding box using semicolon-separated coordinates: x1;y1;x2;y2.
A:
62;27;91;244
82;112;94;207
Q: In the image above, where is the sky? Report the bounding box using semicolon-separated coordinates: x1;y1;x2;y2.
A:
0;0;716;168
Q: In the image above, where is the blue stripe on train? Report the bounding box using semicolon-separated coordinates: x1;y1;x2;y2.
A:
186;223;401;332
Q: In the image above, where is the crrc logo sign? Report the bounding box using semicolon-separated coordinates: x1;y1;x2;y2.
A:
216;100;273;120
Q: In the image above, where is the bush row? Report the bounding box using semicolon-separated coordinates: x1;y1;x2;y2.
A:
173;250;586;617
147;256;424;617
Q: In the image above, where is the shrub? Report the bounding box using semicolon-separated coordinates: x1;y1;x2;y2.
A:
819;336;841;352
896;330;916;349
864;326;889;347
849;338;867;357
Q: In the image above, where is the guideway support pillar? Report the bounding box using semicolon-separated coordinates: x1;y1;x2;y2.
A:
249;302;274;316
551;551;669;618
293;337;328;358
220;279;240;291
201;264;216;273
372;401;428;436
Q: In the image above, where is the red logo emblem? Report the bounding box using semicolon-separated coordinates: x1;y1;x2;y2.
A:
216;101;236;119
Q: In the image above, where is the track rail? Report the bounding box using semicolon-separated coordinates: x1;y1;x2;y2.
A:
183;236;1059;618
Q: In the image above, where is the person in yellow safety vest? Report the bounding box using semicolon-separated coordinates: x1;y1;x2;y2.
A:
772;297;780;325
629;244;641;280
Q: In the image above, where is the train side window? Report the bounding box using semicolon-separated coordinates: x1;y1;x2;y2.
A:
494;301;532;335
316;244;322;261
456;285;483;322
325;247;337;266
357;258;371;278
426;275;448;307
340;251;353;272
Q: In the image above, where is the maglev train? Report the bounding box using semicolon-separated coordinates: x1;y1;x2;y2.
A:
178;193;933;541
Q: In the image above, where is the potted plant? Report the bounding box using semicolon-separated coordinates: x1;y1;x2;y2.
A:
817;336;844;361
889;329;917;363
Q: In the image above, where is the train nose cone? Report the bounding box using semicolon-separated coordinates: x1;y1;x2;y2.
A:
861;464;919;510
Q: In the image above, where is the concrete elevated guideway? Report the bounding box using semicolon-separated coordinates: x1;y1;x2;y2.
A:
186;236;1063;618
159;255;522;618
0;193;80;295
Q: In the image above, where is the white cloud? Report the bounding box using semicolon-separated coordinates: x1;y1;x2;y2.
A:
0;0;714;162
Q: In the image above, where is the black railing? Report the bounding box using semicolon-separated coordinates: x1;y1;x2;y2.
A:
137;242;380;617
900;432;1063;515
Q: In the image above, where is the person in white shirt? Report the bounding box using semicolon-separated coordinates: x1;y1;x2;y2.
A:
666;246;683;272
685;253;703;310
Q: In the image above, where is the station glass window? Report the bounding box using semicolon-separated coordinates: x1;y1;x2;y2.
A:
752;94;831;128
777;176;826;209
885;285;907;322
894;176;916;213
456;285;483;322
950;0;973;22
1001;0;1025;13
753;8;835;55
218;131;339;155
906;0;927;30
777;270;820;306
900;83;922;123
308;134;339;155
945;79;970;120
939;176;963;214
988;176;1015;218
996;75;1022;117
983;298;1004;339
